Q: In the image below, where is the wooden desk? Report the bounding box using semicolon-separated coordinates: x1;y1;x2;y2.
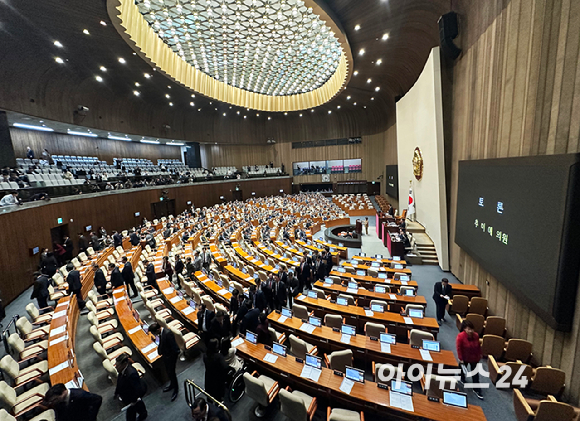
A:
156;279;199;330
255;242;300;268
352;255;408;266
194;271;232;306
234;340;485;421
341;262;412;275
329;270;419;292
268;312;457;370
224;265;256;288
112;287;161;365
210;244;227;267
314;281;427;308
233;244;279;274
313;239;348;258
385;232;405;257
451;284;481;300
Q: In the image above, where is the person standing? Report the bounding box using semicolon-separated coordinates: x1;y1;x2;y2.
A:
66;263;82;303
78;233;89;254
114;353;148;421
202;246;212;272
193;250;203;272
174;254;184;277
273;274;287;310
63;235;73;262
185;257;195;280
31;272;50;309
162;256;173;281
43;383;102;421
42;252;58;277
363;217;369;235
203;339;229;403
144;260;158;292
93;263;108;296
298;256;312;291
26;146;35;159
121;257;137;297
149;323;180;401
433;278;453;325
113;231;123;249
456;319;484;399
109;263;124;289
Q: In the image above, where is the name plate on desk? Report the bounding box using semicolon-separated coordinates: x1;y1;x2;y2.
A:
141;343;156;354
403;317;413;325
217;289;229;296
162;287;174;294
53;310;67;319
365;310;374;317
182;306;194;316
346;287;358;294
389;294;397;300
50;325;67;337
128;326;143;335
170;296;181;304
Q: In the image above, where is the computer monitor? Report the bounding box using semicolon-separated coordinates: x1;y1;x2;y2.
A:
376;254;383;259
341;324;356;336
400;275;410;281
405;289;415;296
347;281;358;290
228;285;234;293
422;340;441;352
281;307;292;318
345;366;365;383
336;297;348;306
305;353;322;369
394;264;404;269
189;300;196;308
392;256;401;261
308;316;321;327
371;262;380;268
356;270;366;276
378;273;387;279
245;331;257;344
380;333;396;344
351;260;359;265
272;342;287;357
390;380;413;395
443;390;468;408
307;290;317;299
337;267;346;273
374;285;386;294
408;308;424;319
338;242;344;247
242;267;247;274
371;303;385;313
324;277;332;284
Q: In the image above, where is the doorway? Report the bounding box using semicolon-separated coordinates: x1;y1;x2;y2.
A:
151;199;176;219
50;224;69;247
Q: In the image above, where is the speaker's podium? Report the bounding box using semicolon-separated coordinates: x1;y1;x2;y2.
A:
232;189;243;201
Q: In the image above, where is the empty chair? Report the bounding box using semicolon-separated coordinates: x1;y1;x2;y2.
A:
278;387;317;421
268;327;285;344
422;374;459;399
15;317;48;341
0;355;48;387
468;297;488;316
373;361;405;384
86;300;115;321
7;333;47;361
0;407;55;421
369;300;388;312
89;325;124;351
484;316;507;337
504;339;533;363
93;342;133;365
87;312;118;336
530;367;566;397
171;328;200;361
288;334;317;359
489;357;533;387
324;349;353;373
481;334;506;359
337;294;355;306
292;304;310;320
0;382;51;419
364;322;386;338
405;304;423;314
78;252;88;262
367;268;378;278
512;389;575;421
71;257;81;268
326;406;364;421
409;329;434;347
243;371;280;418
448;295;469;316
324;314;342;329
311;288;326;299
25;303;53;325
465;313;485;336
329;276;342;285
86;247;95;256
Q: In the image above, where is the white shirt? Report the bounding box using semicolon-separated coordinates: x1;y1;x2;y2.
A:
0;194;17;207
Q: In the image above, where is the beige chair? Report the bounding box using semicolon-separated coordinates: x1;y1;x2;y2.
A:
219;275;230;289
369;300;388;312
327;407;364;421
288;334;317;359
324;314;343;329
48;285;66;303
7;334;47;361
87;290;113;311
171;328;200;361
243;371;280;417
89;325;124;351
484;316;507;337
409;329;434;347
78;252;88;262
201;296;215;312
530;367;566;398
0;407;55;421
279;387;317;421
422;374;458;399
268;327;285;344
102;360;146;385
86;247;95;256
364;322;386;338
323;349;353;373
373;361;405;384
0;355;48;387
92;342;133;365
448;295;469;316
468;297;488;316
292;304;310;320
25;304;53;325
71;257;81;268
329;276;342;285
367;268;378;277
0;382;50;419
312;288;326;299
15;318;48;342
86;300;115;321
504;339;533;363
513;389;575;421
489;356;533;387
154;310;183;331
465;313;485;336
87;312;118;336
481;334;506;359
400;286;415;295
337;294;355;306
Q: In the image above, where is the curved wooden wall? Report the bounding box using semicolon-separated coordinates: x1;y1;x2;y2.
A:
448;0;580;404
0;177;291;305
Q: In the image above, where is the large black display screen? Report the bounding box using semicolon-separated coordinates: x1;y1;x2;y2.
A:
455;154;580;331
385;165;398;199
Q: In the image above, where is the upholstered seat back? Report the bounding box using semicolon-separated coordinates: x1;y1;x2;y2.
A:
7;334;25;354
328;408;361;421
289;334;309;359
531;367;566;396
424;374;458;398
26;303;40;320
505;339;533;362
481;334;505;358
484;316;506;336
243;373;269;407
365;322;386;338
279;389;308;421
0;382;17;408
0;356;19;380
409;329;434;347
293;304;309;320
450;295;469;315
534;401;575;421
324;314;342;329
328;349;353;373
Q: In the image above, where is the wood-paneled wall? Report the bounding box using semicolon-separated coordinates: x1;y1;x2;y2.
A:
10;128;181;164
0;177;291;305
448;0;580;403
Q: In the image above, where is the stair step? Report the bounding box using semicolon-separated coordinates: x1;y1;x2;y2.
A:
422;259;439;265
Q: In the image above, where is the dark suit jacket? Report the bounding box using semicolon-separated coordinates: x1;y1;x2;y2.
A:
122;262;134;283
145;263;156;284
175;260;184;275
234;303;249;327
230;296;239;315
115;364;145;404
254;290;268;312
298;262;312;282
198;308;215;332
209;317;231;340
240;308;260;334
42;256;58;276
129;233;140;246
113;233;123;248
316;261;326;279
111;267;124;288
203;352;229;401
433;282;453;302
94;269;107;290
54;389;102;421
67;270;82;292
78;236;88;252
207;403;229;421
31;275;50;299
159;328;180;360
274;280;287;303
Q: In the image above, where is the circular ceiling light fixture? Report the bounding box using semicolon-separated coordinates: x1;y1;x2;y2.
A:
110;0;353;112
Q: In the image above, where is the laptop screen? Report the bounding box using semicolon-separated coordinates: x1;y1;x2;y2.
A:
394;264;404;269
391;380;413;395
408;308;424;318
371;262;380;267
422;340;440;352
307;290;317;299
324;277;332;284
355;270;365;276
337;267;346;273
338;243;344;247
341;324;356;336
245;331;257;344
392;256;401;261
347;282;358;290
443;390;468;408
380;333;396;344
337;297;348;306
345;366;365;383
376;254;383;259
378;273;387;279
272;343;286;357
228;285;234;293
375;285;386;294
400;275;410;281
305;353;321;369
405;289;415;296
281;307;292;318
371;303;384;313
308;316;321;327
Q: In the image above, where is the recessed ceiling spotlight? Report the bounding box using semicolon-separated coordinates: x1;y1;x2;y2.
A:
376;59;383;65
54;57;64;64
83;29;90;35
382;33;389;41
328;110;332;114
268;116;271;120
215;108;218;111
54;41;63;48
135;82;140;87
256;113;260;116
371;97;375;100
167;85;171;89
191;94;195;98
165;94;170;98
311;109;314;112
353;102;357;106
284;112;288;115
144;73;151;78
375;86;380;91
366;78;372;83
133;90;140;96
169;102;174;106
198;108;201;111
229;106;232;109
364;105;367;108
244;115;247;119
118;57;126;64
95;75;103;82
354;25;361;31
347;96;351;100
223;113;226;116
337;105;341;109
359;48;365;56
190;102;195;106
100;66;107;72
353;71;358;76
100;20;107;26
237;111;240;115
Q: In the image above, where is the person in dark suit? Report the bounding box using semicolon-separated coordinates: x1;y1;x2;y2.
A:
162;256;173;281
109;263;124;289
273;274;287;310
43;383;102;421
113;231;123;248
185;257;195;280
66;263;82;302
129;230;141;247
114;353;147;421
174;255;184;278
149;323;180;401
31;272;50;309
229;289;240;316
256;313;272;346
209;310;231;342
254;283;268;312
191;397;229;421
144;260;158;292
298;257;312;290
240;306;260;335
198;303;215;342
41;252;58;277
63;236;73;262
203;339;229;403
315;256;326;281
93;263;108;296
433;278;453;325
78;233;89;253
286;270;300;308
121;257;137;297
233;299;251;335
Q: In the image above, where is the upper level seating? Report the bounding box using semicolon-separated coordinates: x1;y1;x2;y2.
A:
213;166;237;176
247;165;282;176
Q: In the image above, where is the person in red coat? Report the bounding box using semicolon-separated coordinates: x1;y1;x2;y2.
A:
456;319;484;399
